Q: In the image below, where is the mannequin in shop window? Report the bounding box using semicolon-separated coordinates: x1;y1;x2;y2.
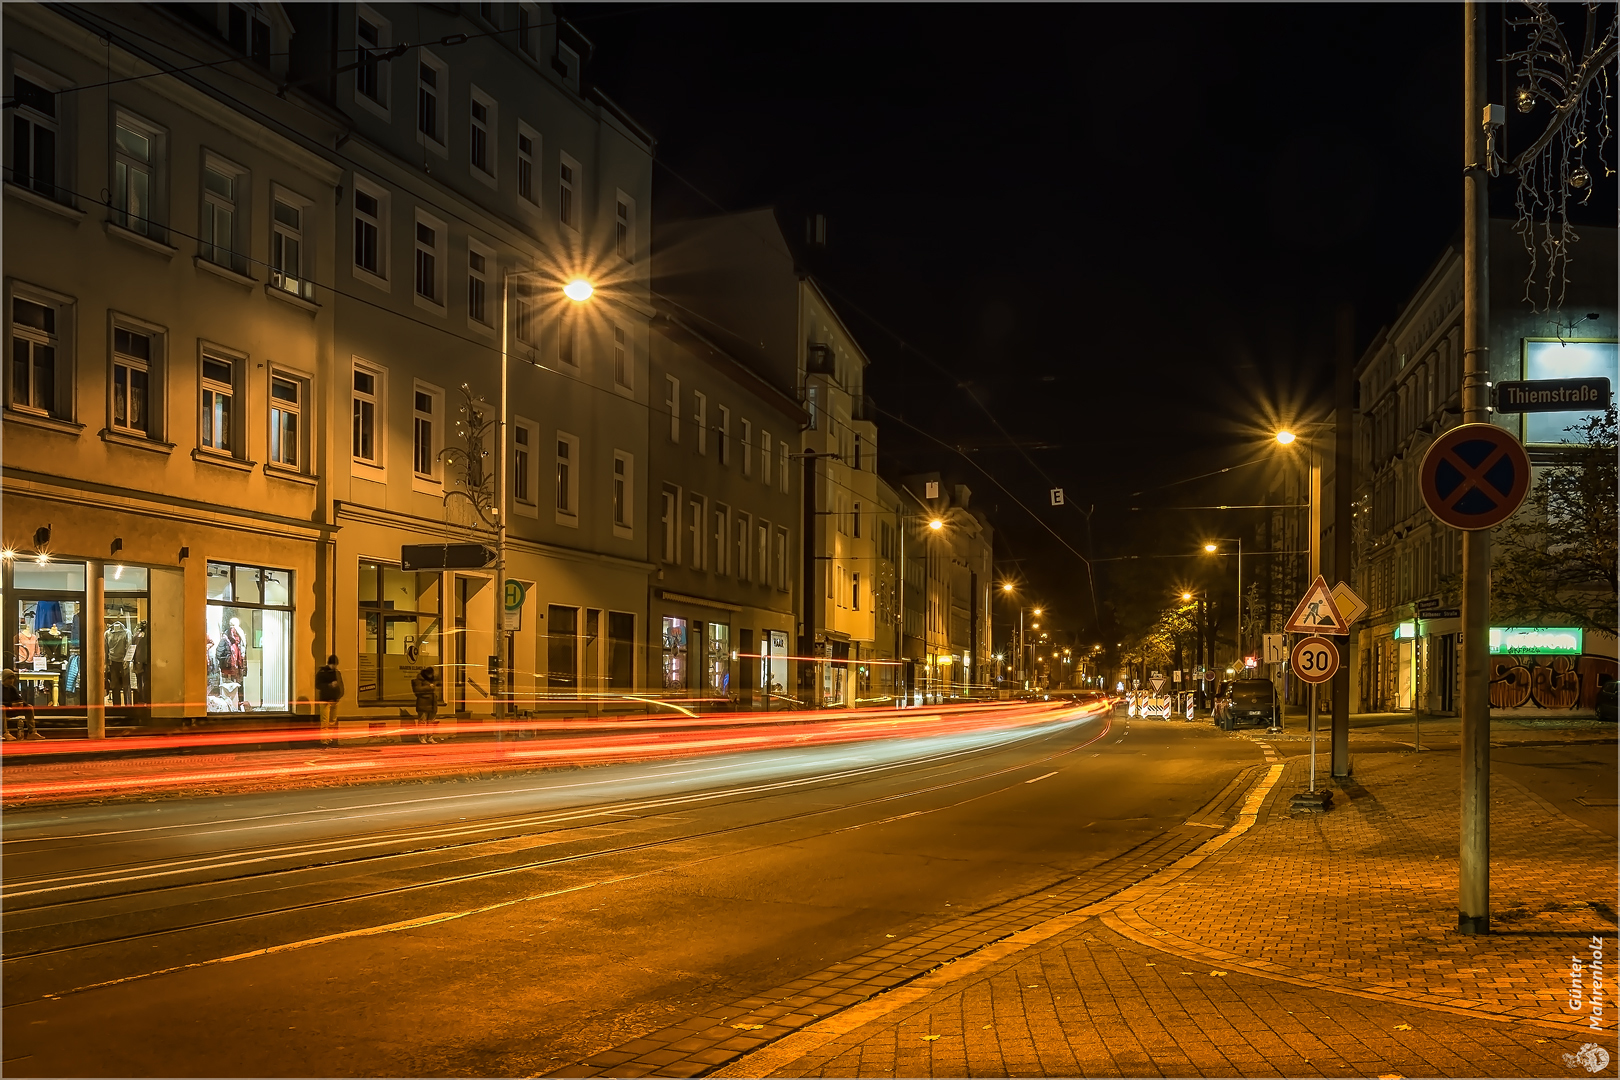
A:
105;620;131;706
215;618;247;709
132;622;150;705
15;618;38;666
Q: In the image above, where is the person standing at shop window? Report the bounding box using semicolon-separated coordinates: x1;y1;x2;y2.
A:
411;667;439;744
315;654;344;748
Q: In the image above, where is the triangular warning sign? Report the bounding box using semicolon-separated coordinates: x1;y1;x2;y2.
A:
1284;575;1350;635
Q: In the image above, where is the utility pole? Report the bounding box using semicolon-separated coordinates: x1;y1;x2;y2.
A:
800;450;821;708
1459;0;1491;936
1331;305;1354;777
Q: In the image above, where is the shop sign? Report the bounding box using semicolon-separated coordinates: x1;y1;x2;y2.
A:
1489;626;1582;655
1394;621;1417;640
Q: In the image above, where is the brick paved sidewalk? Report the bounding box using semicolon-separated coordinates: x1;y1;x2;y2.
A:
715;744;1617;1078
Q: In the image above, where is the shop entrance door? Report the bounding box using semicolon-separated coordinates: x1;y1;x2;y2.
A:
1396;639;1414;711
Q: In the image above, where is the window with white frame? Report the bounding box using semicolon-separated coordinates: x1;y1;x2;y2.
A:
354;7;390;112
612;324;631;390
268;371;303;469
761;431;772;485
412;386;438;479
615;191;634;261
469;87;496;179
757;522;769;589
557;311;576;366
518;2;539;57
718;405;731;465
8;71;62;201
713;504;729;576
661;486;679;563
613;451;633;533
199;351;238;454
413;213;444;308
779;442;789;493
517;123;539;205
467;240;493;327
8;292;67;418
352;180;387;282
740;419;753;478
200;156;246;273
687;495;705;570
693;391;707;455
735;513;750;581
775;527;789;590
558;152;579;230
852;571;861;611
512;418;536;506
112;113;162;238
555;431;579;520
416;51;445;148
111;324;156;438
852;501;861;538
351;361;382;464
664;375;680;442
270;192;314;300
515;293;536;345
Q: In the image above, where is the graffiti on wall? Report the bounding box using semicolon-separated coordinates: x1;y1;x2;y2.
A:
1489;654;1618;709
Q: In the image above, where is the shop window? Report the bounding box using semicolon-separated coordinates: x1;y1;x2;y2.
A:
707;623;730;695
199;352;238;454
7;560;86;711
103;564;151;719
661;615;687;691
608;611;635;689
763;629;788;701
205;560;293;712
357;561;442;704
548;604;579;691
9;292;68;418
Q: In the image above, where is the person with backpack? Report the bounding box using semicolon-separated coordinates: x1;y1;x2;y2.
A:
411;667;440;744
314;655;343;748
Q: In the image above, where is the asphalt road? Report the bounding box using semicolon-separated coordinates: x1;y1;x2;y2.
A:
0;706;1263;1077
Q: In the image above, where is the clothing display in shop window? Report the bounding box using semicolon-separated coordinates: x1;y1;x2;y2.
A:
64;651;81;694
15;625;38;664
105;622;132;704
216;621;246;680
132;623;150;704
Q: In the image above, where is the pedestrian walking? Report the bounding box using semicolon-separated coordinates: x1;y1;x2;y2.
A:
2;669;44;740
411;667;439;744
314;654;344;748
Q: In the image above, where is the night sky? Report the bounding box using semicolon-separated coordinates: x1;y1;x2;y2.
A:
578;3;1597;639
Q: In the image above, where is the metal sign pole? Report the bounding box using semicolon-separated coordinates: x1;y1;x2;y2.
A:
1309;681;1317;793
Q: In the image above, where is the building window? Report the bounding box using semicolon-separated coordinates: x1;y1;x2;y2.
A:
412;389;435;478
9;72;60;201
517;125;539;204
741;419;753;478
757;522;769;589
227;2;271;64
467;244;491;326
555;431;579;520
417;53;444;147
713;505;729;576
270;195;314;300
558;153;579;229
557;312;576;365
9;294;62;417
268;372;301;469
206;561;295;713
718;405;731;465
613;325;630;389
854;434;862;471
688;496;705;570
735;513;750;581
414;218;440;304
352;362;380;464
200;159;245;273
693;391;708;455
761;431;772;485
615;193;634;260
469;88;496;177
661;486;679;563
112;115;159;238
665;375;680;442
353;182;385;280
200;353;236;453
775;527;789;590
852;571;861;611
513;420;534;505
518;3;538;56
355;8;389;110
853;501;861;538
779;442;789;493
111;325;153;437
661;615;688;691
613;451;633;531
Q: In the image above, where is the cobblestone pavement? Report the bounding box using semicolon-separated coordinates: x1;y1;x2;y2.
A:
707;739;1617;1078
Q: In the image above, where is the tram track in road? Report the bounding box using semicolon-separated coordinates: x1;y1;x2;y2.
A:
2;711;1114;983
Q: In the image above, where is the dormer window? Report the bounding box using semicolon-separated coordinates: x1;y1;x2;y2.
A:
228;2;271;64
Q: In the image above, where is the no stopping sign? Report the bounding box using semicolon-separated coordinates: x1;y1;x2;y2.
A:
1290;635;1340;684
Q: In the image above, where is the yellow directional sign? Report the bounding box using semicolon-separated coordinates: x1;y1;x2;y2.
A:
1284;575;1349;636
1330;581;1368;626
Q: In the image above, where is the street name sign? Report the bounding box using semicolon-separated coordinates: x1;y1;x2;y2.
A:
1330;581;1368;626
1493;377;1611;413
1284;576;1349;635
1420;607;1461;619
1419;423;1530;531
401;543;496;571
1290;635;1340;684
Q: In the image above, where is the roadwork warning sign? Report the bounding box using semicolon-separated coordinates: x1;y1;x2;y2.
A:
1284;576;1349;636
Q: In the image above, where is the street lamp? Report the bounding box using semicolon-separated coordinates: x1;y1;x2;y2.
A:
1202;539;1243;667
1275;425;1326;581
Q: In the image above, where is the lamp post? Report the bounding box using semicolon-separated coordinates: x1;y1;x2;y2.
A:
1274;428;1323;582
1202;540;1243;668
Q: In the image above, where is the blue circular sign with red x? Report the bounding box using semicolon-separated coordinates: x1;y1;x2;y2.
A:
1419;423;1531;530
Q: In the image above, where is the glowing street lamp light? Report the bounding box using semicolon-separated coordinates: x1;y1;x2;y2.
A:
563;278;594;302
928;518;944;531
1274;429;1297;446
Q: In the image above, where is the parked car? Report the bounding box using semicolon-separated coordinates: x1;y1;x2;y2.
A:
1597;678;1617;723
1215;678;1279;730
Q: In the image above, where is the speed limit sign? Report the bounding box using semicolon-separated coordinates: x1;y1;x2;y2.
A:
1290;635;1340;684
